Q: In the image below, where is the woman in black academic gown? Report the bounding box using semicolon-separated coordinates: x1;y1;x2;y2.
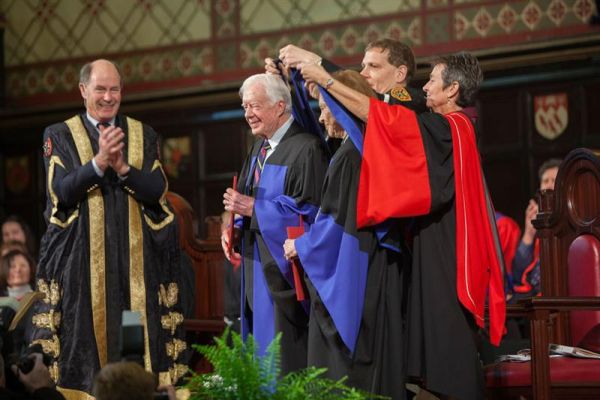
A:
283;70;410;399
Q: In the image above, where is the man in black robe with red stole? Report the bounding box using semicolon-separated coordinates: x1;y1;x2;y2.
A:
271;39;427;113
299;53;505;400
33;59;185;398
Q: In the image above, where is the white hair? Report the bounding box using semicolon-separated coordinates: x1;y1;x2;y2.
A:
239;74;292;114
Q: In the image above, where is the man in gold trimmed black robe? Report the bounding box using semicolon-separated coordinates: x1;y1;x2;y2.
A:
32;59;185;398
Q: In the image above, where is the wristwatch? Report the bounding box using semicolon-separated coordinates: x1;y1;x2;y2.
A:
325;78;334;89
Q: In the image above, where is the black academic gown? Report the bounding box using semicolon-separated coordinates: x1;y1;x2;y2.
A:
295;138;408;398
237;120;329;375
358;103;486;400
377;86;427;113
33;113;185;397
405;115;484;400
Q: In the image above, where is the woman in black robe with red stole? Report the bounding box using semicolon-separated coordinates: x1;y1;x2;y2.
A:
299;53;506;400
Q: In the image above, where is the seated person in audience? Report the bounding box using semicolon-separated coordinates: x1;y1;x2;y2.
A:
512;158;562;301
0;241;28;259
494;212;521;299
0;249;37;358
92;361;175;400
1;216;37;260
0;249;36;299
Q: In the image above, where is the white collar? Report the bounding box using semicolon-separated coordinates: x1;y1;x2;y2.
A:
266;115;293;150
8;284;32;300
86;113;116;130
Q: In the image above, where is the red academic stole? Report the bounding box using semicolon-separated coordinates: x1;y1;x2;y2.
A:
513;239;540;294
357;99;505;345
495;213;521;275
447;112;505;346
287;216;307;301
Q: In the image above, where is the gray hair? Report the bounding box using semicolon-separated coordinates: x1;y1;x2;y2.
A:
432;52;482;108
239;74;292;114
538;158;562;180
79;59;123;87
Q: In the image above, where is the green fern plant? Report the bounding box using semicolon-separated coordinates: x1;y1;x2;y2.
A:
185;329;387;400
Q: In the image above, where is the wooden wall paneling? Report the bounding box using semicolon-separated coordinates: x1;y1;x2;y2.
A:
478;86;528;224
203;120;248;175
478;87;524;151
196;127;208;238
584;80;600;150
0;20;4;108
0;152;5;219
1;140;46;239
197;119;249;237
483;154;528;225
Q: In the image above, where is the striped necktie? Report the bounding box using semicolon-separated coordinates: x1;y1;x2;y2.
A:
254;140;271;185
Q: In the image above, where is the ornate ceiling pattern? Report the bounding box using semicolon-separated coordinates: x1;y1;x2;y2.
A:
2;0;596;106
3;0;211;66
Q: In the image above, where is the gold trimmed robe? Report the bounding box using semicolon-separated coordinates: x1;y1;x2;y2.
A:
33;114;186;398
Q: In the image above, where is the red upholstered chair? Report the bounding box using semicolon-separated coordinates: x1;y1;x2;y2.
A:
568;235;600;350
486;148;600;400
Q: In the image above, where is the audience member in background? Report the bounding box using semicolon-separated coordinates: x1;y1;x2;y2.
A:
92;361;176;400
0;249;37;363
512;158;562;301
1;216;37;260
0;241;28;259
0;353;66;399
494;212;521;299
0;249;36;299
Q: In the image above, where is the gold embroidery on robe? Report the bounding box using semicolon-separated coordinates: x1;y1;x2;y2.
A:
159;283;179;308
65;115;108;368
169;363;189;384
32;334;61;357
144;160;175;230
57;386;96;400
37;279;61;306
49;362;59;383
32;310;61;332
126;117;153;372
161;312;184;335
166;338;187;360
48;156;79;227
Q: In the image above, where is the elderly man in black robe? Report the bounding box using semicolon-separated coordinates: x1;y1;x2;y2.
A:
222;74;329;374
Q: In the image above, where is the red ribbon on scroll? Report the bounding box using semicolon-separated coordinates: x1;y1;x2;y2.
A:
286;216;306;301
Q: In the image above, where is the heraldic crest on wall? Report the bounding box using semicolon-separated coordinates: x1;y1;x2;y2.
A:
534;93;569;140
